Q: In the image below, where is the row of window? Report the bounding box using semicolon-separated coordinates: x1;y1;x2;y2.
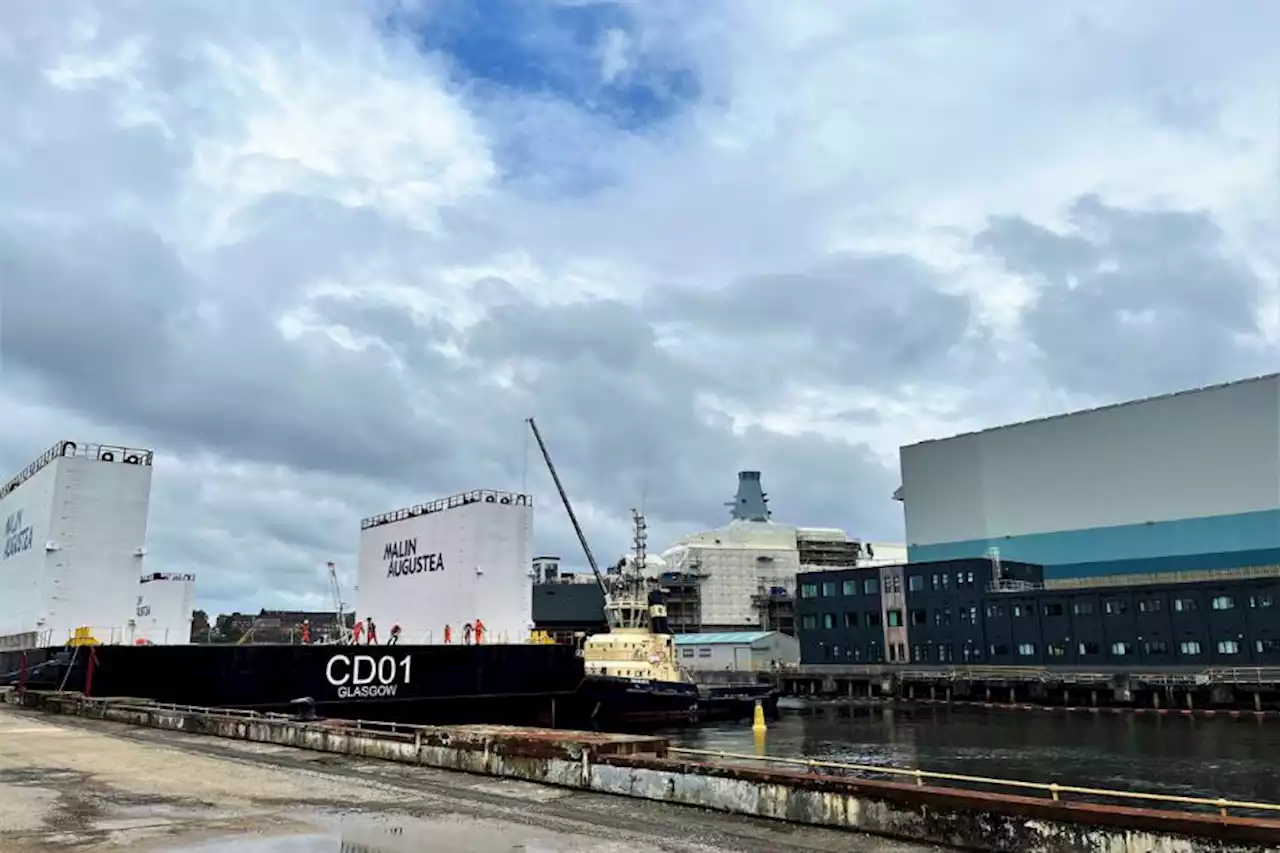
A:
800;570;981;599
816;638;1280;664
803;606;986;631
679;648;713;659
988;594;1273;619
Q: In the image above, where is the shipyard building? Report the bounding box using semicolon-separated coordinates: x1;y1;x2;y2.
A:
897;373;1280;581
795;373;1280;669
642;471;902;634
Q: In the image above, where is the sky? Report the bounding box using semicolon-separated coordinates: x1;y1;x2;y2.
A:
1;0;1277;618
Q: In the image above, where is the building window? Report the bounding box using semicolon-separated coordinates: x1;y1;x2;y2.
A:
851;646;863;662
961;604;978;624
1047;643;1067;658
697;648;712;658
1072;601;1095;615
1256;639;1280;654
888;575;901;594
965;571;976;587
1104;599;1127;615
912;645;924;662
1017;643;1036;657
896;643;906;661
1138;598;1163;613
1110;642;1133;656
908;575;924;592
822;581;836;597
986;604;1006;618
1179;641;1202;656
865;611;882;627
1012;604;1024;618
910;609;927;626
843;612;857;628
801;583;817;598
888;644;897;662
941;573;950;590
887;609;903;628
1250;594;1274;609
841;580;857;596
1174;598;1196;612
801;614;817;630
681;649;694;658
931;574;940;590
1078;641;1100;656
822;613;835;629
864;579;879;595
1042;603;1064;617
939;643;954;662
1217;640;1240;655
989;643;1008;657
1211;596;1235;611
1143;640;1168;655
934;607;952;626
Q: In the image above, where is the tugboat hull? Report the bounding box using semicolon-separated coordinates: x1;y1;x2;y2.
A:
572;674;701;727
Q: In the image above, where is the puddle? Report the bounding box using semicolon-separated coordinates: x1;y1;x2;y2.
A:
162;811;664;852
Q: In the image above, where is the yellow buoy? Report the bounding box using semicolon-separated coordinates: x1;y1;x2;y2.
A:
751;699;767;733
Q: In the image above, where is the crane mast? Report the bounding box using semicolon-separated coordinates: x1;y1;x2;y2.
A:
524;418;613;621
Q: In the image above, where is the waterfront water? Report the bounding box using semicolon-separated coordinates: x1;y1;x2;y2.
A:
661;703;1280;805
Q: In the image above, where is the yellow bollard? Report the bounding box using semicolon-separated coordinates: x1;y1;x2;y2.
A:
752;699;767;734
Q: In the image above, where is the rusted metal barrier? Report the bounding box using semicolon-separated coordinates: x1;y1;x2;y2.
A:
668;747;1280;819
8;691;1280;852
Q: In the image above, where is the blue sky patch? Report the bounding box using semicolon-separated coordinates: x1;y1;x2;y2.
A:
384;0;699;132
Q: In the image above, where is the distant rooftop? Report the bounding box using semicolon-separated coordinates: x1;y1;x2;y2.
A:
675;631;775;645
903;371;1280;449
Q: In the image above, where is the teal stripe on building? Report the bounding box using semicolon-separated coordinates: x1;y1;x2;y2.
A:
907;508;1280;579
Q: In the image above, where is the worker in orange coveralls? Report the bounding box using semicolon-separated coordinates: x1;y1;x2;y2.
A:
351;620;364;645
474;618;485;645
443;624;452;644
300;620;311;645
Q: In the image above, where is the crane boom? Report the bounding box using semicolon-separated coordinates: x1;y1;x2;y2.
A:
524;417;610;602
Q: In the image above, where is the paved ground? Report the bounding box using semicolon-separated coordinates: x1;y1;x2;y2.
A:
0;704;947;852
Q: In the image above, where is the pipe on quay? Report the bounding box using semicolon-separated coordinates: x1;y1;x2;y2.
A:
6;689;1280;853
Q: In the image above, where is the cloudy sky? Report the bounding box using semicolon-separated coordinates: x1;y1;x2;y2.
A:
2;1;1276;617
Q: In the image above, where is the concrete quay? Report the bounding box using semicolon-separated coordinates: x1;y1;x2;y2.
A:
0;701;928;853
7;690;1280;852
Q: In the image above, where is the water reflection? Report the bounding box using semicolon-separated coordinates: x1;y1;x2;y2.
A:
661;705;1280;803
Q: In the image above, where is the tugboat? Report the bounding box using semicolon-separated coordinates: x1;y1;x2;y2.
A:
525;419;779;729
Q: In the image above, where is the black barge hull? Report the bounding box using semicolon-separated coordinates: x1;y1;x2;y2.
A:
1;644;586;727
1;645;781;730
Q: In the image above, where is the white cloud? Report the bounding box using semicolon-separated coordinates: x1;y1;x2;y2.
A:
1;0;1275;616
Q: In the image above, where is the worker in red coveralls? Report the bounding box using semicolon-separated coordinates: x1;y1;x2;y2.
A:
300;620;311;645
474;618;485;645
351;620;364;645
366;617;378;645
443;624;452;644
387;624;401;646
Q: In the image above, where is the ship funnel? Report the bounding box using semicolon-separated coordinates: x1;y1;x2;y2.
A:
726;470;770;522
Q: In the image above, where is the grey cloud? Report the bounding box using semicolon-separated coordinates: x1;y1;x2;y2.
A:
976;194;1272;399
651;252;983;396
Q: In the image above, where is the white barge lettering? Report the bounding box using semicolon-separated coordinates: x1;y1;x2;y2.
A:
325;654;412;700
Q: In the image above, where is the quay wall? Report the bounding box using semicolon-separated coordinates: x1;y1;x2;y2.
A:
6;690;1280;852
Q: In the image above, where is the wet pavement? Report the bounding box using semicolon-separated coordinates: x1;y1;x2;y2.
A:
0;704;942;852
